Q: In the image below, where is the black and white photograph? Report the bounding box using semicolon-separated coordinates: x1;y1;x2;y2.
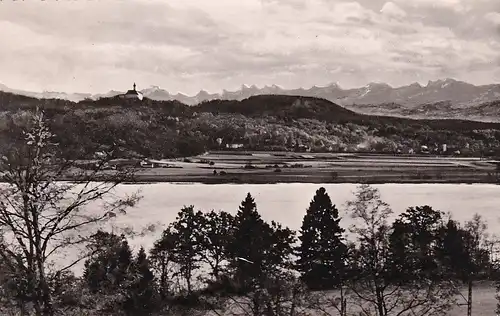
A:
1;0;500;315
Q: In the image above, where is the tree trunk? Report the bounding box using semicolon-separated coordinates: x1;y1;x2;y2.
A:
375;286;385;316
467;279;472;316
41;279;54;316
185;264;192;294
160;258;168;299
339;285;347;316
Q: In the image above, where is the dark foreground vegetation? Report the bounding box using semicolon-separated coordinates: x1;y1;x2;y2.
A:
0;109;500;316
72;187;499;316
2;91;500;160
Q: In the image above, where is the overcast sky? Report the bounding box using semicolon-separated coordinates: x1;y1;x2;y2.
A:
1;0;499;95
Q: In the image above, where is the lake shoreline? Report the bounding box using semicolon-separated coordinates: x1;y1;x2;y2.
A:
121;173;498;185
58;151;500;185
122;151;500;185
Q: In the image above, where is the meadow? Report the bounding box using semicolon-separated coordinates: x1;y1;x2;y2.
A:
129;151;498;184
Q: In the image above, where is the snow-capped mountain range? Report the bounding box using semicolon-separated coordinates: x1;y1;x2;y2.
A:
2;78;500;108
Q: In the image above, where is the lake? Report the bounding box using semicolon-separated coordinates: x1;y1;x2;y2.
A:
112;182;500;234
58;183;500;274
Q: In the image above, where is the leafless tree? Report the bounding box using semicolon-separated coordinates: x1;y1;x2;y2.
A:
457;213;492;316
0;108;140;316
223;269;313;316
344;184;457;316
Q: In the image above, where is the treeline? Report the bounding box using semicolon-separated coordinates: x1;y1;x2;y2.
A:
1;91;500;158
9;185;498;316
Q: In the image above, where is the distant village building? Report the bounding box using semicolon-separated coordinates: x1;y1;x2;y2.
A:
297;144;311;152
226;143;244;149
94;151;106;159
119;83;143;101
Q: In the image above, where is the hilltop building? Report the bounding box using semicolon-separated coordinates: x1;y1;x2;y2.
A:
119;83;143;101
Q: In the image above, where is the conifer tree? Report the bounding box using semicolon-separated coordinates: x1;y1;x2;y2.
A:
83;231;133;293
82;231;137;314
227;193;296;293
227;193;269;291
123;247;158;315
295;187;347;290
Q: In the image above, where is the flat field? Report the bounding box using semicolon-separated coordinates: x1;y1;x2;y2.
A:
131;151;499;184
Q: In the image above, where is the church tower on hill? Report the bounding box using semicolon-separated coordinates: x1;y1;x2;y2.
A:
119;82;144;101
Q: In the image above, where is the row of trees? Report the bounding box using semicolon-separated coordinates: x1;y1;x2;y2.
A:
76;185;499;316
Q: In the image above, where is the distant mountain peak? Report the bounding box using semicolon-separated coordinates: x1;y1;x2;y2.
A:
366;82;392;88
196;90;216;97
1;78;499;110
241;84;258;90
427;78;457;86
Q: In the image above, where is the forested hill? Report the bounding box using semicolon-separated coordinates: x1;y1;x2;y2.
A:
193;95;360;122
1;90;500;159
192;95;500;131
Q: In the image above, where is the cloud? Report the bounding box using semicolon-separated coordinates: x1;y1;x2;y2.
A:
380;2;407;18
485;12;500;25
0;0;499;94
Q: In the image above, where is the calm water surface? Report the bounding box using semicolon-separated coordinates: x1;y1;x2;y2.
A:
60;183;500;273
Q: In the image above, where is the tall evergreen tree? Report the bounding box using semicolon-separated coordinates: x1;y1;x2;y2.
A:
82;231;136;314
83;231;133;294
227;193;275;292
228;193;266;290
295;187;347;290
123;247;158;316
